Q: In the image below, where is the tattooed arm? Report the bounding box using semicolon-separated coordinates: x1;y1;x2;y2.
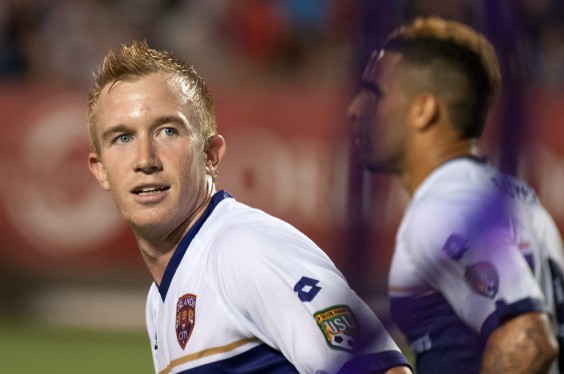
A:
480;312;558;373
384;366;412;373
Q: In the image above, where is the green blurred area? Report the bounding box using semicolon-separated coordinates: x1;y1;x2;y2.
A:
0;318;414;374
0;319;153;374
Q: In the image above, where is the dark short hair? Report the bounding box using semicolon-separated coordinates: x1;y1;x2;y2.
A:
384;17;501;138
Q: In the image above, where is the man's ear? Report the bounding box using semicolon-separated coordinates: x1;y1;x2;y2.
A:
88;152;111;191
410;92;438;131
204;134;226;172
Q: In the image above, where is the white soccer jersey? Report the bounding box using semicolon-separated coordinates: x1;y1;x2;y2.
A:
147;191;409;374
389;157;564;373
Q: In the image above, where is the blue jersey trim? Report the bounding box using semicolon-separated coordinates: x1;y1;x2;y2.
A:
391;293;546;373
176;344;299;373
390;291;460;343
174;345;410;374
157;190;233;301
337;350;412;374
480;297;547;341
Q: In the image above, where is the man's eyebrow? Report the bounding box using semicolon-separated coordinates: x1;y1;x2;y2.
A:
101;124;129;142
153;115;186;127
361;80;384;96
153;115;192;134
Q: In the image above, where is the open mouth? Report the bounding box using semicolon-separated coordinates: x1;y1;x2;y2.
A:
132;186;170;195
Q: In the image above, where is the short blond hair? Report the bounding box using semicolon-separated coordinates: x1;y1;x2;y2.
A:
87;41;216;154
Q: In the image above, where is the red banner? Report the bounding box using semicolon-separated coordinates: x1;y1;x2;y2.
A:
0;83;562;281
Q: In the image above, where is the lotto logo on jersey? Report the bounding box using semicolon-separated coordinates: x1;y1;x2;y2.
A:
442;233;469;261
314;305;358;351
176;294;197;350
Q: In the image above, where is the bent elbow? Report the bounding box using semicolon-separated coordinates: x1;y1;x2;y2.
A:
546;336;559;368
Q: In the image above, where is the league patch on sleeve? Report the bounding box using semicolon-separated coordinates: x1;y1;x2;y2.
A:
314;305;358;351
464;262;499;298
176;293;197;350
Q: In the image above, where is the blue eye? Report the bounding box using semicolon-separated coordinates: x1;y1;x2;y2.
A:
116;134;131;144
162;127;178;137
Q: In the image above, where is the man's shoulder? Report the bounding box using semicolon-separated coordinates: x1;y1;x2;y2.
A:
206;198;297;240
209;197;279;224
407;160;509;227
202;198;313;262
398;173;486;261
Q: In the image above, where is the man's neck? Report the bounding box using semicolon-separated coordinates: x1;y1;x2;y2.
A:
136;226;188;286
134;190;215;285
401;139;480;196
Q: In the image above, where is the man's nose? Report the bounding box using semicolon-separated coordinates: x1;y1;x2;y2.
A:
134;138;162;173
347;93;362;120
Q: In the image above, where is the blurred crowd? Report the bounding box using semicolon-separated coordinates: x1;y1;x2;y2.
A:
0;0;563;88
0;0;354;87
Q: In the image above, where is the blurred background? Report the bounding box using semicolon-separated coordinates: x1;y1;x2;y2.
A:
0;0;563;372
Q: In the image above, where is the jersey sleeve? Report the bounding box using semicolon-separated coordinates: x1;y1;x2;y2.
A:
205;216;410;374
403;193;546;340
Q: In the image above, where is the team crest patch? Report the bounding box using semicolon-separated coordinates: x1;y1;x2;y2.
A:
176;294;196;350
465;262;499;298
314;305;358;351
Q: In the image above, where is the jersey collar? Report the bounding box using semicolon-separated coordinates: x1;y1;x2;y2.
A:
157;190;232;301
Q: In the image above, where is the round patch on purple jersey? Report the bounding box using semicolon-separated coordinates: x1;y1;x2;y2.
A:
464;262;499;298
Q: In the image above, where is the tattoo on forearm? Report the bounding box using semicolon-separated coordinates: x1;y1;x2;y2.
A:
482;327;548;374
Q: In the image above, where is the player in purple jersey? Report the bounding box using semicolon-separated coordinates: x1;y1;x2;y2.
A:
86;41;412;374
348;16;563;373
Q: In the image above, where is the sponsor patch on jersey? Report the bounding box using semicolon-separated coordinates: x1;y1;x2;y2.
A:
464;262;499;298
314;305;358;351
176;293;196;350
442;233;469;261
